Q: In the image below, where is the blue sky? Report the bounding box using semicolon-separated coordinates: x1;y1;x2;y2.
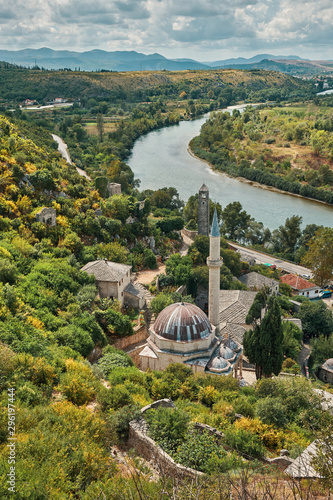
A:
1;0;332;60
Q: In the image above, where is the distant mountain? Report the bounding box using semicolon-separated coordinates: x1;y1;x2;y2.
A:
0;48;209;72
214;58;333;76
0;48;330;76
207;54;305;66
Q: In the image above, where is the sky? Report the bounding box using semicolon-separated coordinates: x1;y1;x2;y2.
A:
1;0;332;61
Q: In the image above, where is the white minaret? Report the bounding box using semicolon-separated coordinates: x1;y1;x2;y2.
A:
207;208;222;334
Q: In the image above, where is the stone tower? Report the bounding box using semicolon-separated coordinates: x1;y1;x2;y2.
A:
207;208;222;334
198;184;209;236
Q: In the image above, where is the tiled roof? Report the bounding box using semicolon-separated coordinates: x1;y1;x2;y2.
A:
238;272;279;289
124;283;147;298
220;323;247;344
280;274;317;291
285;441;321;478
81;260;131;282
219;290;257;326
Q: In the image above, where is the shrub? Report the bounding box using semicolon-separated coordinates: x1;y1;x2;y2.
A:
256;396;288;428
108;403;141;441
175;430;226;473
144;407;190;455
97;384;133;411
223;428;265;459
198;385;221;408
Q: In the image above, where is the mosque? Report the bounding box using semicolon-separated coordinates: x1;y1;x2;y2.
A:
139;191;243;378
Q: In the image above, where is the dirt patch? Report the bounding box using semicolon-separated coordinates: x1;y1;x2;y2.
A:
135;263;166;285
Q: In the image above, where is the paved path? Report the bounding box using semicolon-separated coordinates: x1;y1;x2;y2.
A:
52;133;91;180
229;242;313;277
298;343;311;376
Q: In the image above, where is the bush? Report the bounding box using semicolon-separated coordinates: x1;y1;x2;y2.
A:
144;407;190;455
256;396;288;428
108;403;141;441
97;384;133;411
198;385;220;408
223;428;265;459
98;351;133;378
175;430;226;473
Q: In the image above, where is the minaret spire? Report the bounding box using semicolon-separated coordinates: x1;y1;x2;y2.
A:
207;208;222;334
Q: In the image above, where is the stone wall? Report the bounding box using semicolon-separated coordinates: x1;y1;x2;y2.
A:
182;228;198;239
36;207;57;227
113;325;147;350
128;399;203;479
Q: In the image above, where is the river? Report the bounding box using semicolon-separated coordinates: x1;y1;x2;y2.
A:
127;108;333;231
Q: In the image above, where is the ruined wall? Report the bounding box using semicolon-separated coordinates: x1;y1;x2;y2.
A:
128;399;203;479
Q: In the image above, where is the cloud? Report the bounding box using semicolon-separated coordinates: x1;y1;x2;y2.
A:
0;0;332;59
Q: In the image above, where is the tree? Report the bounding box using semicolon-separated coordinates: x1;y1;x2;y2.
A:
301;227;333;286
243;295;283;379
96;113;104;142
297;300;333;340
221;202;251;241
277;215;302;257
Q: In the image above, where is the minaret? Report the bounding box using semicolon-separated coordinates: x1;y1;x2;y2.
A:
198;184;209;236
207;208;222;334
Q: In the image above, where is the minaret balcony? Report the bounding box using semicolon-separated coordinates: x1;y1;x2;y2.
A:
207;257;223;268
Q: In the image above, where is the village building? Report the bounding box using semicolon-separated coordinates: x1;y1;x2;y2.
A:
35;207;57;227
318;358;333;384
81;259;147;308
238;271;279;295
280;274;321;299
108;182;122;196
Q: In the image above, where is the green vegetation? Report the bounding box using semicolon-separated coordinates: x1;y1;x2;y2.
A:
191;104;333;205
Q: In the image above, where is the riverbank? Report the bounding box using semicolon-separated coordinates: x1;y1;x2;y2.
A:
187;145;333;209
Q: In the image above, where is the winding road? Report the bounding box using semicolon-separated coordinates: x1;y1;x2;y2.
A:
52;134;91;180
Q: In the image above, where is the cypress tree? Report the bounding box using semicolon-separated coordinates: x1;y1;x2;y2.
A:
244;294;283;379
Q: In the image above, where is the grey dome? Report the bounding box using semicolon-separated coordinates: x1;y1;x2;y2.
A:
219;346;234;360
211;357;228;369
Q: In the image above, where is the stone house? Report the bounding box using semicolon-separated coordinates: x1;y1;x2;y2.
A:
81;259;147;308
319;358;333;384
238;272;279;295
35;207;57;227
81;260;132;305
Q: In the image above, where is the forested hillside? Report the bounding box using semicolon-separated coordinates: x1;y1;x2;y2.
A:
0;66;313;104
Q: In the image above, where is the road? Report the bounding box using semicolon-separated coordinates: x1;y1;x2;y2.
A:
228;242;313;277
52;134;91;180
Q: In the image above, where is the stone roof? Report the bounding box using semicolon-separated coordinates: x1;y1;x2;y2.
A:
220;324;247;344
124;282;147;299
285;441;322;479
322;358;333;373
219;290;257;326
280;274;318;291
238;272;279;289
81;260;132;282
283;318;303;330
153;302;212;342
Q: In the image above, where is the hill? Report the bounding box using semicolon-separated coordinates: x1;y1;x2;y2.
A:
218;58;333;77
0;66;313;103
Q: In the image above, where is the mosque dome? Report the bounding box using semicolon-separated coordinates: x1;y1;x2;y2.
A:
153;302;212;342
210;357;229;370
219;346;235;360
323;358;333;372
223;338;241;352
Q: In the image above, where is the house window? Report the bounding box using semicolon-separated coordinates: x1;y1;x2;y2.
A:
315;290;318;294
